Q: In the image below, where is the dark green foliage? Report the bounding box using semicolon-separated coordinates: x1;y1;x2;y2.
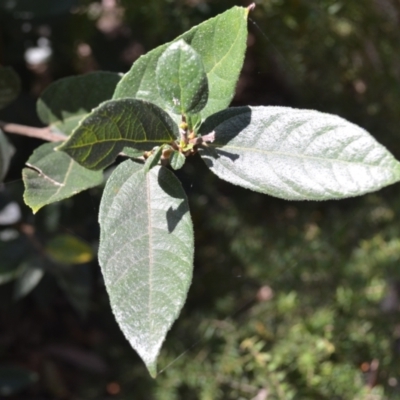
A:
1;0;400;398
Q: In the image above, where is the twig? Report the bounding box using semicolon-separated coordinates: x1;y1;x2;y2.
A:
0;120;67;142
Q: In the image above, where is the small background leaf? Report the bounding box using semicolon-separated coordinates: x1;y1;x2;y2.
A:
53;264;92;318
98;160;194;377
113;6;248;125
23;142;103;213
156;40;208;115
0;129;15;181
144;146;164;173
58;99;179;170
45;234;94;264
199;106;400;200
0;366;38;397
0;67;21;110
0;0;76;19
13;261;44;300
0;231;29;285
170;151;185;170
37;71;121;135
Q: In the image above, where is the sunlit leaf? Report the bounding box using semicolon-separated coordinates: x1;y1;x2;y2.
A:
23;142;103;213
58;99;179;170
113;6;248;124
170;151;185;170
199;106;400;200
99;160;194;377
156;39;208;115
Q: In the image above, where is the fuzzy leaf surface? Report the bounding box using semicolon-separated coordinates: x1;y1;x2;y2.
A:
98;160;193;377
113;6;248;124
199;106;400;200
23;142;103;213
0;67;20;110
37;71;121;135
58;99;179;170
156;40;208;115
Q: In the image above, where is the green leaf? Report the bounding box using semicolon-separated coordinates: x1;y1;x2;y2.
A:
0;366;38;396
98;160;194;377
58;99;179;170
144;146;164;173
156;39;208;115
0;129;15;181
37;71;121;135
0;0;76;19
23;142;103;213
170;151;185;170
13;261;44;300
122;147;144;159
45;234;94;264
0;231;29;285
113;6;248;124
199;106;400;200
54;264;92;318
0;67;21;110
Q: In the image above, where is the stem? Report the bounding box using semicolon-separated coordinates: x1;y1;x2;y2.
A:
0;120;67;142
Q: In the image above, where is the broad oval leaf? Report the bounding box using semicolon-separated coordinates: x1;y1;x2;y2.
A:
98;160;194;377
0;129;15;181
37;71;121;135
23;142;103;213
156;40;208;115
199;106;400;200
113;6;248;124
58;99;179;170
0;67;21;110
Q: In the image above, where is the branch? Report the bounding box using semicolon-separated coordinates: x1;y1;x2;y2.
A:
0;120;67;142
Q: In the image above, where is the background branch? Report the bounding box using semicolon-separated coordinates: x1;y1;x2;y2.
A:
0;120;67;142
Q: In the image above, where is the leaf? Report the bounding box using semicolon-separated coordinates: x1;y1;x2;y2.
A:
0;0;76;19
0;366;38;396
0;67;20;110
58;99;179;170
170;151;185;170
13;261;44;300
0;129;15;181
23;142;103;213
45;234;94;264
156;40;208;115
37;71;121;135
144;146;164;173
113;6;248;124
199;106;400;200
0;231;29;285
54;264;92;318
98;160;194;377
122;147;144;159
0;201;21;225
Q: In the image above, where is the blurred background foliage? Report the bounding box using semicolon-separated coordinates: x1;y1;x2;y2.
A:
1;0;400;398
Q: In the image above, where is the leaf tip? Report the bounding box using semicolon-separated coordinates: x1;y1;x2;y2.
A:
147;362;158;379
